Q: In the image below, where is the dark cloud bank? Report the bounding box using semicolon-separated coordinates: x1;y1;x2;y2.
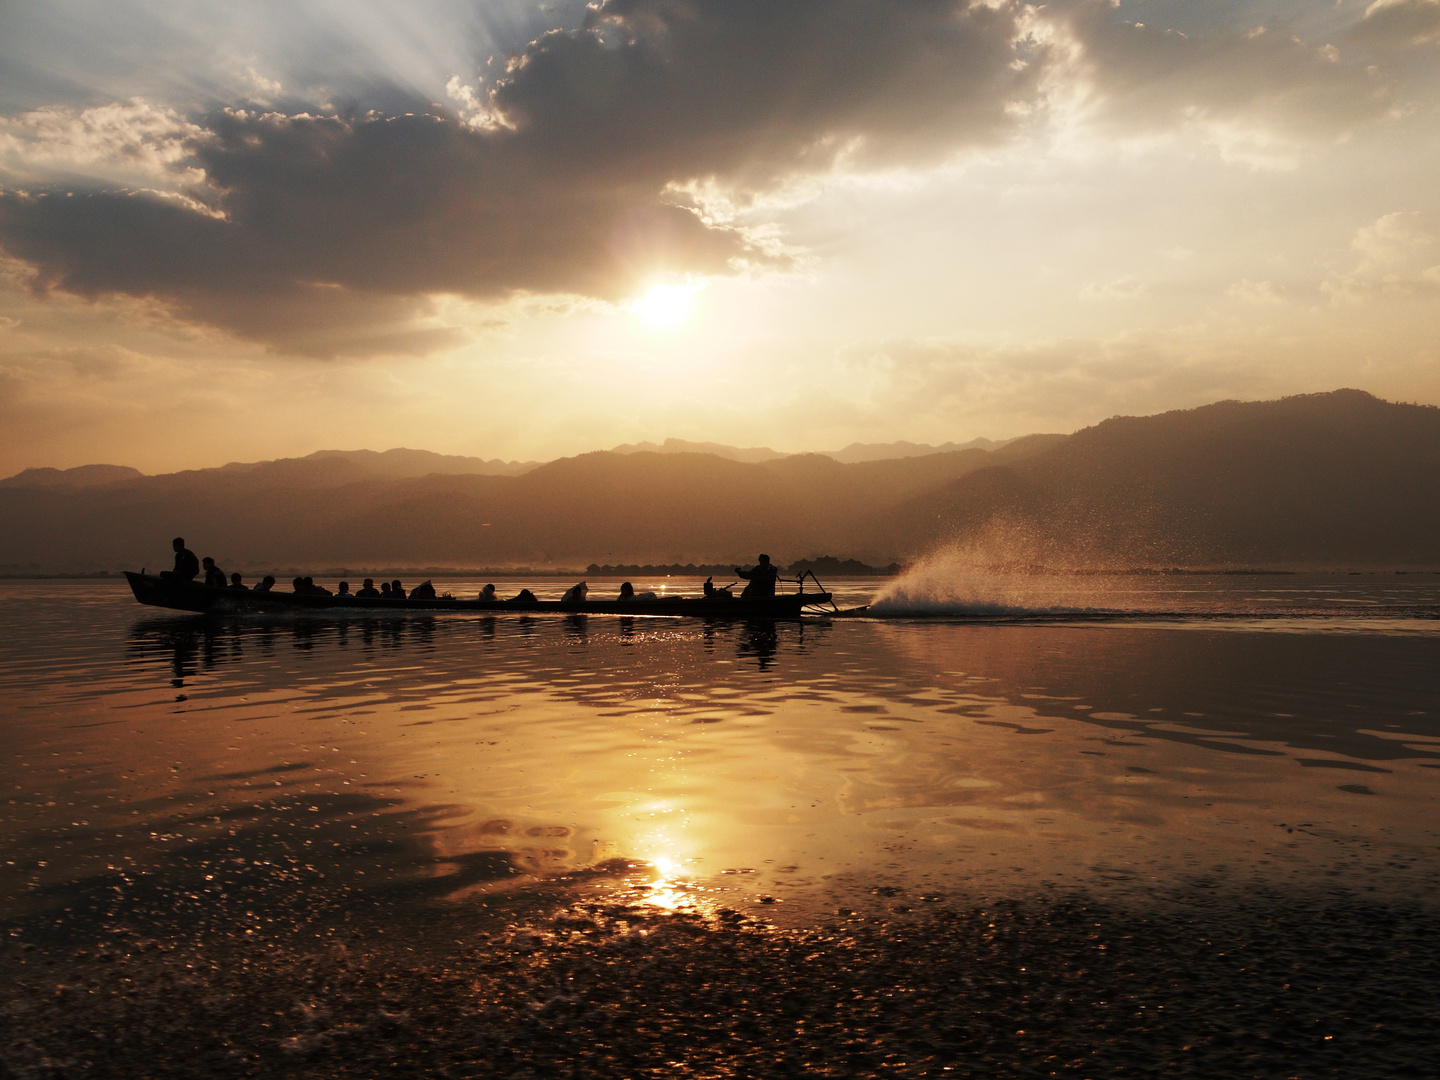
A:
0;0;1033;354
0;0;1422;355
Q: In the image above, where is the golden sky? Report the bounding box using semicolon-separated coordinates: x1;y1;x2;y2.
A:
1;0;1438;474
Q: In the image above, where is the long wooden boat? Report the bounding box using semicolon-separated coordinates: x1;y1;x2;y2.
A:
124;571;846;619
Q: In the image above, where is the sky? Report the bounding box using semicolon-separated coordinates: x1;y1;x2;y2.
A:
0;0;1438;474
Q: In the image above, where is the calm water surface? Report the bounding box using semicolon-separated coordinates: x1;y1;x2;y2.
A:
4;575;1439;930
5;576;1440;1077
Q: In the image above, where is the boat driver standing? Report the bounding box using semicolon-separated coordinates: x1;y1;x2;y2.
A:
736;553;780;599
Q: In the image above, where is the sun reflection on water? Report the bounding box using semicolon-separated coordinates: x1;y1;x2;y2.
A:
641;856;686;910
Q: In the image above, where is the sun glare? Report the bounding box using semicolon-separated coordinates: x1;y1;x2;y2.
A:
631;282;698;329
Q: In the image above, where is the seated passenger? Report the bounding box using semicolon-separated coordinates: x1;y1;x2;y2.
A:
201;557;227;588
254;575;275;593
560;581;588;604
302;576;332;597
164;537;200;582
409;580;437;600
335;581;352;597
380;581;392;597
478;583;497;602
228;572;248;590
390;580;407;600
292;577;306;592
356;578;381;598
617;581;658;601
512;588;538;603
702;576;733;599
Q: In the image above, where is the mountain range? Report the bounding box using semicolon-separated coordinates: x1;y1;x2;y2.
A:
606;436;1008;464
2;390;1437;573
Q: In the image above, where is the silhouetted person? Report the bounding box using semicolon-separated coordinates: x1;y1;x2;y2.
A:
336;581;352;597
410;580;437;599
303;576;332;596
703;575;732;599
357;578;380;598
618;581;657;601
736;553;779;599
560;581;588;604
512;588;537;603
380;582;393;598
228;572;247;590
254;575;275;593
391;580;407;600
292;577;306;593
479;583;497;602
168;537;199;581
201;557;227;588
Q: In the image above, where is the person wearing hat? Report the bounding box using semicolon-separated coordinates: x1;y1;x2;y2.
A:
735;553;779;599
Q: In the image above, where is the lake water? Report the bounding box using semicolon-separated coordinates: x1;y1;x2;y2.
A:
3;575;1438;1077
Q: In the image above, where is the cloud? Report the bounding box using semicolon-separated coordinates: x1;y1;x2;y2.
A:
0;1;1042;356
1225;278;1286;305
1042;1;1397;146
1350;0;1440;50
1324;210;1440;303
0;0;1430;356
834;332;1281;434
0;101;206;188
1079;275;1147;302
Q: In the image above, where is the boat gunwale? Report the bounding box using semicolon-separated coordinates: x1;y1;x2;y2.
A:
123;571;843;619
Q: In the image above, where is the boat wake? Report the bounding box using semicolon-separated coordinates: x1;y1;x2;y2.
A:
862;546;1440;626
868;549;1129;619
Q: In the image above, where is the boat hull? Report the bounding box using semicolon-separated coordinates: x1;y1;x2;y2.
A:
123;572;836;619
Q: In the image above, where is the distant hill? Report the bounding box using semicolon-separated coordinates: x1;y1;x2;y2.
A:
2;391;1437;573
608;436;1026;465
0;464;143;489
822;437;1011;464
609;438;787;463
205;448;538;483
0;442;1044;572
880;390;1440;568
298;448;537;478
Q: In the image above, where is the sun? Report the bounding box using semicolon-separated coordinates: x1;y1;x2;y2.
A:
631;282;698;329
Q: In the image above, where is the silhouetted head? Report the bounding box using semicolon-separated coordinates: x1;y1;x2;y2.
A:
337;581;349;592
620;581;634;598
172;537;185;551
303;576;314;588
262;575;275;587
292;577;304;591
201;556;215;568
363;578;374;588
230;573;242;586
380;582;392;594
758;553;770;565
392;580;402;590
